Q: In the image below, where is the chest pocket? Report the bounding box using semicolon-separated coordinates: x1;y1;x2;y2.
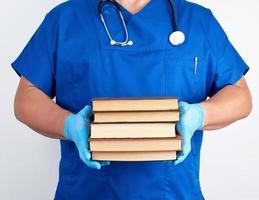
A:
165;55;206;102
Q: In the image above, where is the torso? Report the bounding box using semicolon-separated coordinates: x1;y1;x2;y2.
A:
54;0;212;199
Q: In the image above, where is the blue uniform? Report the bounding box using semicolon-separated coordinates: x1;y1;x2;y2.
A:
12;0;249;199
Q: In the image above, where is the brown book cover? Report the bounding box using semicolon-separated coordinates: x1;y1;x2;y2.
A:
91;151;177;161
92;97;178;112
90;135;182;152
90;122;176;138
94;111;179;123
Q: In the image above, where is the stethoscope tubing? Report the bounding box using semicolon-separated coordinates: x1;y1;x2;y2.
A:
98;0;132;46
98;0;185;46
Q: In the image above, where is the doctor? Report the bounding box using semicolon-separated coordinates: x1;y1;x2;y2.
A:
12;0;252;199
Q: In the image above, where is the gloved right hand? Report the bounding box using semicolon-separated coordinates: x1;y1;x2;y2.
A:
174;102;205;165
64;105;110;170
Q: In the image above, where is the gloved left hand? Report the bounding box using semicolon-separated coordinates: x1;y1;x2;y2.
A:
64;105;110;170
174;102;205;165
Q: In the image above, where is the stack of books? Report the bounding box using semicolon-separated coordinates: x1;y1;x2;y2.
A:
90;98;181;161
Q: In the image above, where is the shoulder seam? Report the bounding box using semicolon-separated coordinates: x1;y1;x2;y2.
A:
198;9;217;58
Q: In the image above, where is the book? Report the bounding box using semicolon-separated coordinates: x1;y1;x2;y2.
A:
92;97;178;112
94;111;179;123
91;151;177;161
89;135;182;152
90;123;176;138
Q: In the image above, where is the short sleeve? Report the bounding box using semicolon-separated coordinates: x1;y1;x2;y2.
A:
206;11;249;97
11;12;58;98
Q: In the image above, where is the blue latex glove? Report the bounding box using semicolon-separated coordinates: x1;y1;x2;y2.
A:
174;102;205;165
64;105;110;170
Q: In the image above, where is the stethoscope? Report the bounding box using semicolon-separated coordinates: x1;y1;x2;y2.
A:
97;0;185;47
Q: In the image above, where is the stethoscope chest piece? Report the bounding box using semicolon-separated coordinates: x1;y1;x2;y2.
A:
169;31;185;46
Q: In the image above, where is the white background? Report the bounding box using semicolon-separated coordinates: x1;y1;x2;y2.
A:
0;0;258;199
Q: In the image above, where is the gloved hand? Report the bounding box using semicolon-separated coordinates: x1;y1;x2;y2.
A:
174;102;205;165
64;105;110;170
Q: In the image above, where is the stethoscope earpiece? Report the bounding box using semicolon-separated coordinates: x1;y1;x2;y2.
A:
169;31;185;46
110;40;133;46
110;40;116;45
127;40;133;46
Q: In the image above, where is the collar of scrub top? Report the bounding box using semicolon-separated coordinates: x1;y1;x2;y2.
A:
97;0;186;48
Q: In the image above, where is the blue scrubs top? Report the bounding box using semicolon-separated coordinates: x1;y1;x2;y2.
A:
12;0;249;199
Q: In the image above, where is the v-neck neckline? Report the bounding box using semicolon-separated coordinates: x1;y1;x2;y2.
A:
117;0;155;18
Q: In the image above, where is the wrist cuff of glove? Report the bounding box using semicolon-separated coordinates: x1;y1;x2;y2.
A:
196;103;205;130
64;114;75;141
